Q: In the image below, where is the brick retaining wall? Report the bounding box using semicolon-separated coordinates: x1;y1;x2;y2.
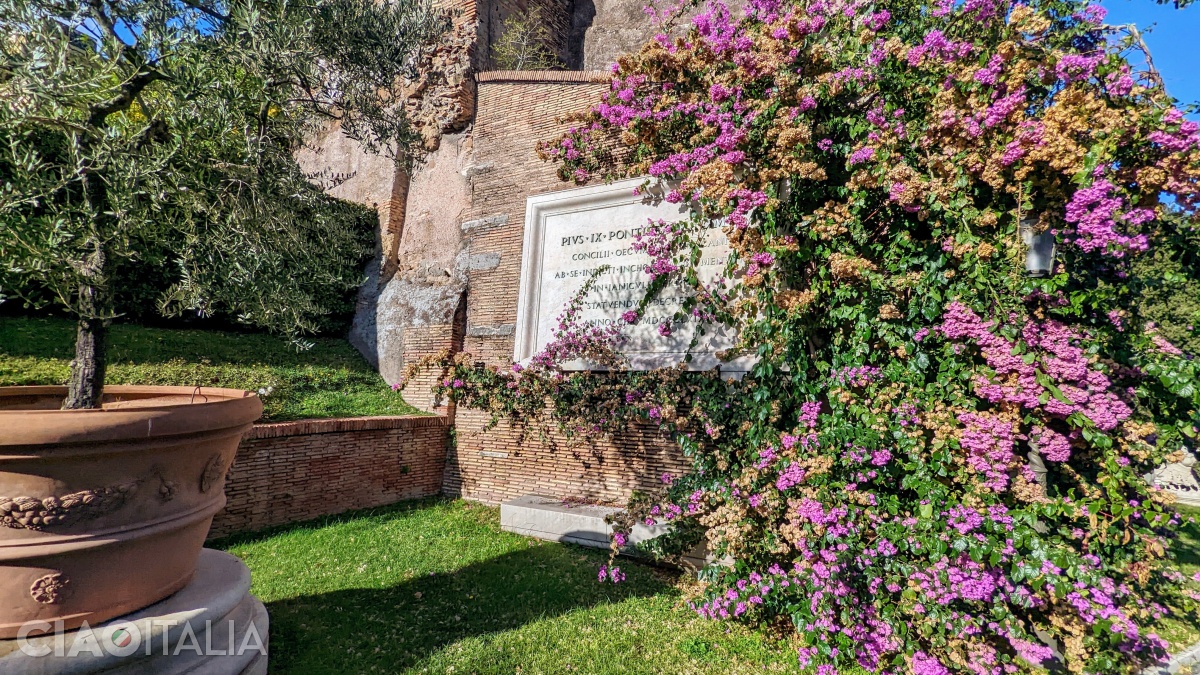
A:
215;75;694;525
445;74;690;505
209;415;450;538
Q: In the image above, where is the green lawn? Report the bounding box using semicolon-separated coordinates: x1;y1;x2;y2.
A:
213;499;1200;675
1157;504;1200;652
0;316;419;421
214;499;802;675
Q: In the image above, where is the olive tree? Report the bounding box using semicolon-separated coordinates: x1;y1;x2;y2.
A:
0;0;446;408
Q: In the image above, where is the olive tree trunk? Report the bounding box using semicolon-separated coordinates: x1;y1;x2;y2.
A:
62;228;111;410
62;128;114;410
64;314;109;410
58;75;151;410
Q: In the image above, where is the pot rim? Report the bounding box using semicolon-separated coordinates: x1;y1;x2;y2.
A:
0;385;263;446
0;385;258;412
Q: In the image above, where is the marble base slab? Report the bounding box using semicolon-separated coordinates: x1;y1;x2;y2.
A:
1142;639;1200;674
500;494;709;568
0;549;268;675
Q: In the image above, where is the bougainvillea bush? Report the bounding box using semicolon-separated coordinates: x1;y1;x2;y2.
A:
407;0;1200;672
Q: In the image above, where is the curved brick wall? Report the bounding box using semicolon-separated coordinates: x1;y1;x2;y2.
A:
209;415;450;538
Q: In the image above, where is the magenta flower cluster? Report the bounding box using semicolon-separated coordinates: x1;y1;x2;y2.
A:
830;365;882;388
940;302;1132;436
1063;180;1152;257
509;0;1200;672
630;220;682;280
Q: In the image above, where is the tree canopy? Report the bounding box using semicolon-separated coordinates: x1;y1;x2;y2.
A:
0;0;447;406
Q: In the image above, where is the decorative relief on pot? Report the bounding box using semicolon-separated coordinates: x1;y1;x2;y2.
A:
199;453;225;493
30;573;69;604
158;477;177;502
0;481;139;530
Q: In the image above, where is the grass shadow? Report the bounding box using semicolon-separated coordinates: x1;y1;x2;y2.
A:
208;498;450;548
211;499;675;674
0;316;374;370
260;545;664;673
1170;505;1200;569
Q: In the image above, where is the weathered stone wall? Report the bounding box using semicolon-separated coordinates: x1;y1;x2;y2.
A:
400;322;464;412
210;415;450;538
302;70;688;504
576;0;658;70
347;132;475;391
295;126;408;268
300;0;666;396
476;0;575;70
297;0;697;504
475;0;668;72
406;0;478;150
449;413;692;504
572;0;748;72
442;72;690;505
474;0;663;73
299;0;479;399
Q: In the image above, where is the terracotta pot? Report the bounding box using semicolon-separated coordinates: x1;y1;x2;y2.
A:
0;386;262;638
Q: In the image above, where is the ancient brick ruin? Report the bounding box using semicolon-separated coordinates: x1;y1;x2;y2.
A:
295;0;686;505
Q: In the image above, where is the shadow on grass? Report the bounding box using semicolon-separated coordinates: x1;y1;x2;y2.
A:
208;498;450;549
262;544;662;674
1171;505;1200;569
0;315;375;370
210;499;670;674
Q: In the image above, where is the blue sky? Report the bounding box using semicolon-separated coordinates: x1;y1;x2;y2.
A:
1101;0;1200;109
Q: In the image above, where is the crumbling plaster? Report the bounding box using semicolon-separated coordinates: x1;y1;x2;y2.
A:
578;0;659;70
295;125;407;267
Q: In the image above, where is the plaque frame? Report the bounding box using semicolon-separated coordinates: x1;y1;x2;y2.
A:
514;178;751;373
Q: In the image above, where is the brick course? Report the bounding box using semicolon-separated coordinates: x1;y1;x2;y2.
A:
444;75;690;505
400;322;463;413
209;415;450;538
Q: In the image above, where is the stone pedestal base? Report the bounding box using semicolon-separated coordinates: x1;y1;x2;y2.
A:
500;494;712;568
0;549;268;675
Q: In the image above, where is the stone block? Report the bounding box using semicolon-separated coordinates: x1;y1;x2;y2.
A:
499;494;707;568
459;162;494;179
1148;450;1200;508
467;252;501;270
1142;638;1200;674
501;495;616;547
466;323;515;338
461;214;508;233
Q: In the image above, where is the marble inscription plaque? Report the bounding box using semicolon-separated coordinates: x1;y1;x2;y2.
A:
514;178;744;371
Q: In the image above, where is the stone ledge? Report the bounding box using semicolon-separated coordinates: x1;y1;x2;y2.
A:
466;323;515;338
467;252;501;270
499;494;708;568
460;214;508;232
476;70;611;84
1148;451;1200;508
460;162;493;178
245;415;449;440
